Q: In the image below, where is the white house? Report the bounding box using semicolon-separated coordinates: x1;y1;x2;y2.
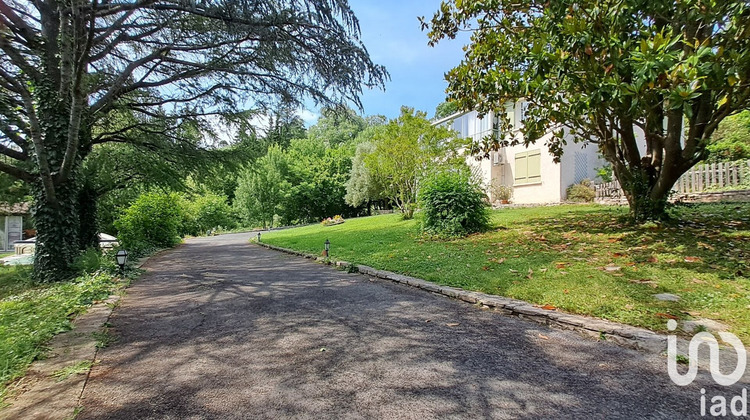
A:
434;101;606;204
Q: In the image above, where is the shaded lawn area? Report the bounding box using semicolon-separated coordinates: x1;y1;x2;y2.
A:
0;265;118;402
262;203;750;342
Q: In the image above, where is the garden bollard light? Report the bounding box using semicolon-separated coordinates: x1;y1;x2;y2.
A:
115;249;128;274
324;239;330;257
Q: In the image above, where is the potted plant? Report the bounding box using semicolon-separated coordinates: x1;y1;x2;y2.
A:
493;184;513;204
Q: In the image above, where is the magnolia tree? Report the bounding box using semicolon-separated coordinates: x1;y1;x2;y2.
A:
422;0;750;220
0;0;387;281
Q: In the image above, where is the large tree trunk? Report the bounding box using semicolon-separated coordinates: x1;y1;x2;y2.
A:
78;183;99;250
31;178;81;282
612;158;683;222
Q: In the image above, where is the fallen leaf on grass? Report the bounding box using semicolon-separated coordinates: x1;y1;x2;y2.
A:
655;313;679;320
526;269;534;279
684;256;702;263
555;262;568;269
539;268;548;273
563;289;569;294
613;252;626;258
624;304;634;310
540;304;557;310
603;265;622;272
509;269;519;274
697;242;715;251
647;256;659;263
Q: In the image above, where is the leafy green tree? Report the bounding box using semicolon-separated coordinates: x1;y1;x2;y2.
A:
423;0;750;221
234;146;288;229
707;111;750;162
434;101;459;120
79;114;224;249
307;107;367;146
263;103;308;150
365;107;462;219
345;142;383;208
0;0;387;281
279;138;355;223
181;193;237;236
0;173;30;205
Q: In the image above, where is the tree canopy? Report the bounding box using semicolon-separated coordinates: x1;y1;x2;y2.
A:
0;0;387;280
423;0;750;220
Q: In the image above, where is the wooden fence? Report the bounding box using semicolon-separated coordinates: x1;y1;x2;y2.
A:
595;159;750;200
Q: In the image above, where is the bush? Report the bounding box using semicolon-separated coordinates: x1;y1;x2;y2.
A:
418;171;490;237
181;193;237;236
567;179;596;202
115;192;184;254
71;248;118;275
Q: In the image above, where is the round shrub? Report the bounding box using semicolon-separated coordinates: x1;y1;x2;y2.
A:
419;171;490;237
566;179;596;202
115;192;184;253
181;193;237;236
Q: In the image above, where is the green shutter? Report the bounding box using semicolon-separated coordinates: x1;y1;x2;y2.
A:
515;151;528;183
514;149;542;185
527;150;541;183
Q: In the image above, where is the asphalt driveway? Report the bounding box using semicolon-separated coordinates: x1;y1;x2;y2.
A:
78;233;744;419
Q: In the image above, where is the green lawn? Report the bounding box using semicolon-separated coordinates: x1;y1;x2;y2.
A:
262;204;750;342
0;265;120;402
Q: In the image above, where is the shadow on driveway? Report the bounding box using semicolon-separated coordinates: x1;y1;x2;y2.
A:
78;233;740;419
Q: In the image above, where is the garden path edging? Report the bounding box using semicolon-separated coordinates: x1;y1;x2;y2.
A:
256;241;668;353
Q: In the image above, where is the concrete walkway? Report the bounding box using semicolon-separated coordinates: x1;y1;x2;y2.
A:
78;233;744;419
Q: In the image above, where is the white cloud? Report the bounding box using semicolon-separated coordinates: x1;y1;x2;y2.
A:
298;109;320;127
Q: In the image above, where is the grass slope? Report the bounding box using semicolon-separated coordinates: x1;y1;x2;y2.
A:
263;204;750;341
0;265;119;402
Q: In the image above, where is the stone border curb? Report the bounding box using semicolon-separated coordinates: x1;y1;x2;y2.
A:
256;241;667;353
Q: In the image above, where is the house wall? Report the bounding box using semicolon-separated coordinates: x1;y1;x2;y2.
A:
503;132;564;204
558;139;607;200
438;101;638;205
0;216;23;252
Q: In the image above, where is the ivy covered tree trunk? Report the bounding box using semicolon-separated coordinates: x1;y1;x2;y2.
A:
31;178;80;283
78;184;99;250
29;77;84;282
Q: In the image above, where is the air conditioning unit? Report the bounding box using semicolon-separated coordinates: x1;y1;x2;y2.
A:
492;151;505;166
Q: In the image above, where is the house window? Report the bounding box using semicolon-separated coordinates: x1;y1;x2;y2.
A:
519;101;529;122
514;149;542;185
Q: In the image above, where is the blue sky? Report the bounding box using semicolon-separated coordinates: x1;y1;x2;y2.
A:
300;1;470;125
